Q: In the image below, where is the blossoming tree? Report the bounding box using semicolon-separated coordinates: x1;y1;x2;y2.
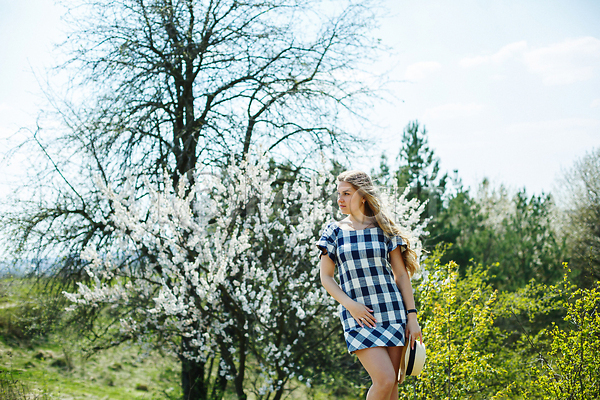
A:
64;155;426;399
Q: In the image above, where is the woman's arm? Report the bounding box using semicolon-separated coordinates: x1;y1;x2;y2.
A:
389;246;423;348
319;254;377;328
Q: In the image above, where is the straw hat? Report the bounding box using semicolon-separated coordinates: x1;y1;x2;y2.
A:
398;338;426;383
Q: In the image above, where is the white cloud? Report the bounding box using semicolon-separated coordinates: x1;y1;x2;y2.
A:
592;99;600;108
460;37;600;85
506;117;600;135
460;41;527;67
524;37;600;85
404;61;442;81
423;103;484;119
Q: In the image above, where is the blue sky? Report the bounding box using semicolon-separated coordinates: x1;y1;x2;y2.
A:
1;0;599;196
368;0;600;194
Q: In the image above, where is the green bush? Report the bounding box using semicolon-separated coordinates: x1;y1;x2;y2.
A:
0;369;49;400
529;276;600;399
0;278;65;342
399;253;512;399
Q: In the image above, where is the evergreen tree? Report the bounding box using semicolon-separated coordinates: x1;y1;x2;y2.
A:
433;181;566;291
371;120;448;223
395;121;446;203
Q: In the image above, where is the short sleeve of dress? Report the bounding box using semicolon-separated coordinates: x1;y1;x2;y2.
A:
316;221;338;265
387;234;407;254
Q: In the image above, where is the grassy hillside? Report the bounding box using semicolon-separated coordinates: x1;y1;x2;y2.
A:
0;277;182;399
0;338;344;400
0;339;182;399
0;277;355;400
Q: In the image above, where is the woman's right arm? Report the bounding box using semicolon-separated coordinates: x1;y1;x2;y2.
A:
319;255;376;328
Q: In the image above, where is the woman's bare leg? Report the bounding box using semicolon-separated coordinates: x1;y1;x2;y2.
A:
386;346;402;400
355;347;397;400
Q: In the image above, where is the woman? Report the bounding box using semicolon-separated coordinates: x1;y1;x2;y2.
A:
317;170;422;400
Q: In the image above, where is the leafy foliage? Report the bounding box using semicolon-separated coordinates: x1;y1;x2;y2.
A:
530;276;600;400
431;181;566;291
0;369;49;400
0;278;65;343
398;251;512;399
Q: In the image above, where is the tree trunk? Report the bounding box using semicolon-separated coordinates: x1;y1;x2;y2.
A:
272;375;287;400
210;371;228;400
234;332;248;400
181;350;207;400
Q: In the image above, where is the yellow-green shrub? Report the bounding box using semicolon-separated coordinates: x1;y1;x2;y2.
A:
529;276;600;400
399;254;512;399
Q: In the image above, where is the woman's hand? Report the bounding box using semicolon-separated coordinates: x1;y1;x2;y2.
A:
405;315;422;349
346;301;376;328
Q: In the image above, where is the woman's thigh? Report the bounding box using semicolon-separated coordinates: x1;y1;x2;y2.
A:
354;346;397;384
386;346;403;378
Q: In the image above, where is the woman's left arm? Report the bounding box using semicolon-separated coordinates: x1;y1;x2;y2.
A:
389;246;422;349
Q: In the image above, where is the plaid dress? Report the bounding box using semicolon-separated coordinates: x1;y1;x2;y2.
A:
317;221;408;353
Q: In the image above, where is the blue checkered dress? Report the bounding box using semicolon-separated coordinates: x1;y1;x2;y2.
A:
317;221;408;353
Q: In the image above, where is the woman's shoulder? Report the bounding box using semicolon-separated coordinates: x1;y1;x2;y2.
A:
383;231;408;252
323;219;341;231
319;220;341;236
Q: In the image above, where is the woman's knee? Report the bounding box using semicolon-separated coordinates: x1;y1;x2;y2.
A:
373;370;397;391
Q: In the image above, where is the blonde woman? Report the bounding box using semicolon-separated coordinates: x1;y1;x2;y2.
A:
317;170;422;400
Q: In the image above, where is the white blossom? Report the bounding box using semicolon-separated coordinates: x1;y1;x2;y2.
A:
63;153;426;397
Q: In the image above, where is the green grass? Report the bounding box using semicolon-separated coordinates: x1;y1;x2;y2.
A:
0;277;182;399
0;335;182;399
0;335;349;400
0;277;361;400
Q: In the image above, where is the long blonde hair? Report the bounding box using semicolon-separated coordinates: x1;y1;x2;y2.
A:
337;170;419;277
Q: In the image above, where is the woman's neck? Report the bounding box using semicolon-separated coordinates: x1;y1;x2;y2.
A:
349;214;373;227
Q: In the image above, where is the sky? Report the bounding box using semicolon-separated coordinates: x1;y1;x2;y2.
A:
0;0;599;197
369;0;600;194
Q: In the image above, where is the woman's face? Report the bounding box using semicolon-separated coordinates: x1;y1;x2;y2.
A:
337;181;364;216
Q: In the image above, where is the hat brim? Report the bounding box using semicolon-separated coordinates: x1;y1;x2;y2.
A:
404;340;426;376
